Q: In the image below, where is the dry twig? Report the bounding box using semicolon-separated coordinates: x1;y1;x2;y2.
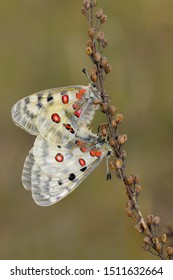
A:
81;0;173;260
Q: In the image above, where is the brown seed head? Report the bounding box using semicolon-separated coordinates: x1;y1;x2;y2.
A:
90;73;97;83
81;7;87;15
122;150;127;159
93;52;102;62
161;233;167;244
105;63;112;74
122;134;128;142
118;135;126;145
101;102;108;113
96;8;103;18
93;98;101;105
102;39;109;48
126;208;133;217
111;119;116;128
167;246;173;257
100;14;107;24
84;0;91;10
109;105;116;116
146;214;154;226
135;185;142;195
101;127;107;137
153;216;161;226
86;47;93;55
109;138;116;147
152;237;159;245
134;175;140;184
156;242;163;254
143;236;152;245
115;159;123;169
97;31;104;42
127;175;134;185
143;244;150;252
135;224;144;233
88;27;95;38
100;56;108;67
115;113;123;124
109;161;116;170
86;39;93;48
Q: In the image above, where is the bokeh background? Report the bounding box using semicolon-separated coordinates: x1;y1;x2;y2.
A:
1;0;173;260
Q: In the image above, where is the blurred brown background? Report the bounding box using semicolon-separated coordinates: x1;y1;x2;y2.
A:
0;0;173;260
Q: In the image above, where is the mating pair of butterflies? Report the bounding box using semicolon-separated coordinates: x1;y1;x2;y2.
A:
11;84;112;206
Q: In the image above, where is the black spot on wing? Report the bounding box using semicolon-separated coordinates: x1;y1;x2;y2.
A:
58;180;63;185
24;97;30;105
80;166;87;172
68;173;76;181
47;95;54;102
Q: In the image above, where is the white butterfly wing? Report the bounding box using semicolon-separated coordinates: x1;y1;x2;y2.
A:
22;135;105;206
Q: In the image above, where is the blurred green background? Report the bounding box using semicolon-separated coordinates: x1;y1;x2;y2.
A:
1;0;173;260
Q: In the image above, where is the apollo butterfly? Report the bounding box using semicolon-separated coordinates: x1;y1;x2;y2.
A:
12;83;112;206
22;134;112;206
11;84;100;145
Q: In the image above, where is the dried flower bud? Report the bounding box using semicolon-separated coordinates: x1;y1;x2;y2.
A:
109;138;116;147
118;135;126;145
115;159;123;169
167;246;173;257
109;105;116;116
122;134;128;142
101;127;107;137
86;39;93;48
109;161;116;170
81;7;87;15
152;237;159;245
101;102;108;112
126;200;133;209
96;8;103;18
86;47;92;55
161;233;167;244
115;113;123;124
111;119;116;127
146;214;154;226
127;175;134;185
134;175;140;184
135;224;144;233
93;52;101;62
122;150;127;159
105;64;112;74
102;39;109;48
153;216;161;226
100;14;107;24
84;0;91;10
143;236;152;245
135;185;142;195
97;31;104;42
156;242;162;254
143;244;150;251
90;73;97;83
88;27;95;38
100;56;108;67
93;98;101;105
126;208;133;217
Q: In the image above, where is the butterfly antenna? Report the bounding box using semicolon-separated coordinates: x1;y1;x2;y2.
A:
82;68;91;82
106;157;111;180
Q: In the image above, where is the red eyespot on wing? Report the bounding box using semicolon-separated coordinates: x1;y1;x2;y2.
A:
55;153;64;162
79;158;86;167
90;150;96;157
51;113;61;123
74;109;83;118
76;93;83;100
72;103;78;109
79;89;86;94
76;140;85;147
64;124;71;130
62;94;69;104
80;147;87;153
95;150;102;157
